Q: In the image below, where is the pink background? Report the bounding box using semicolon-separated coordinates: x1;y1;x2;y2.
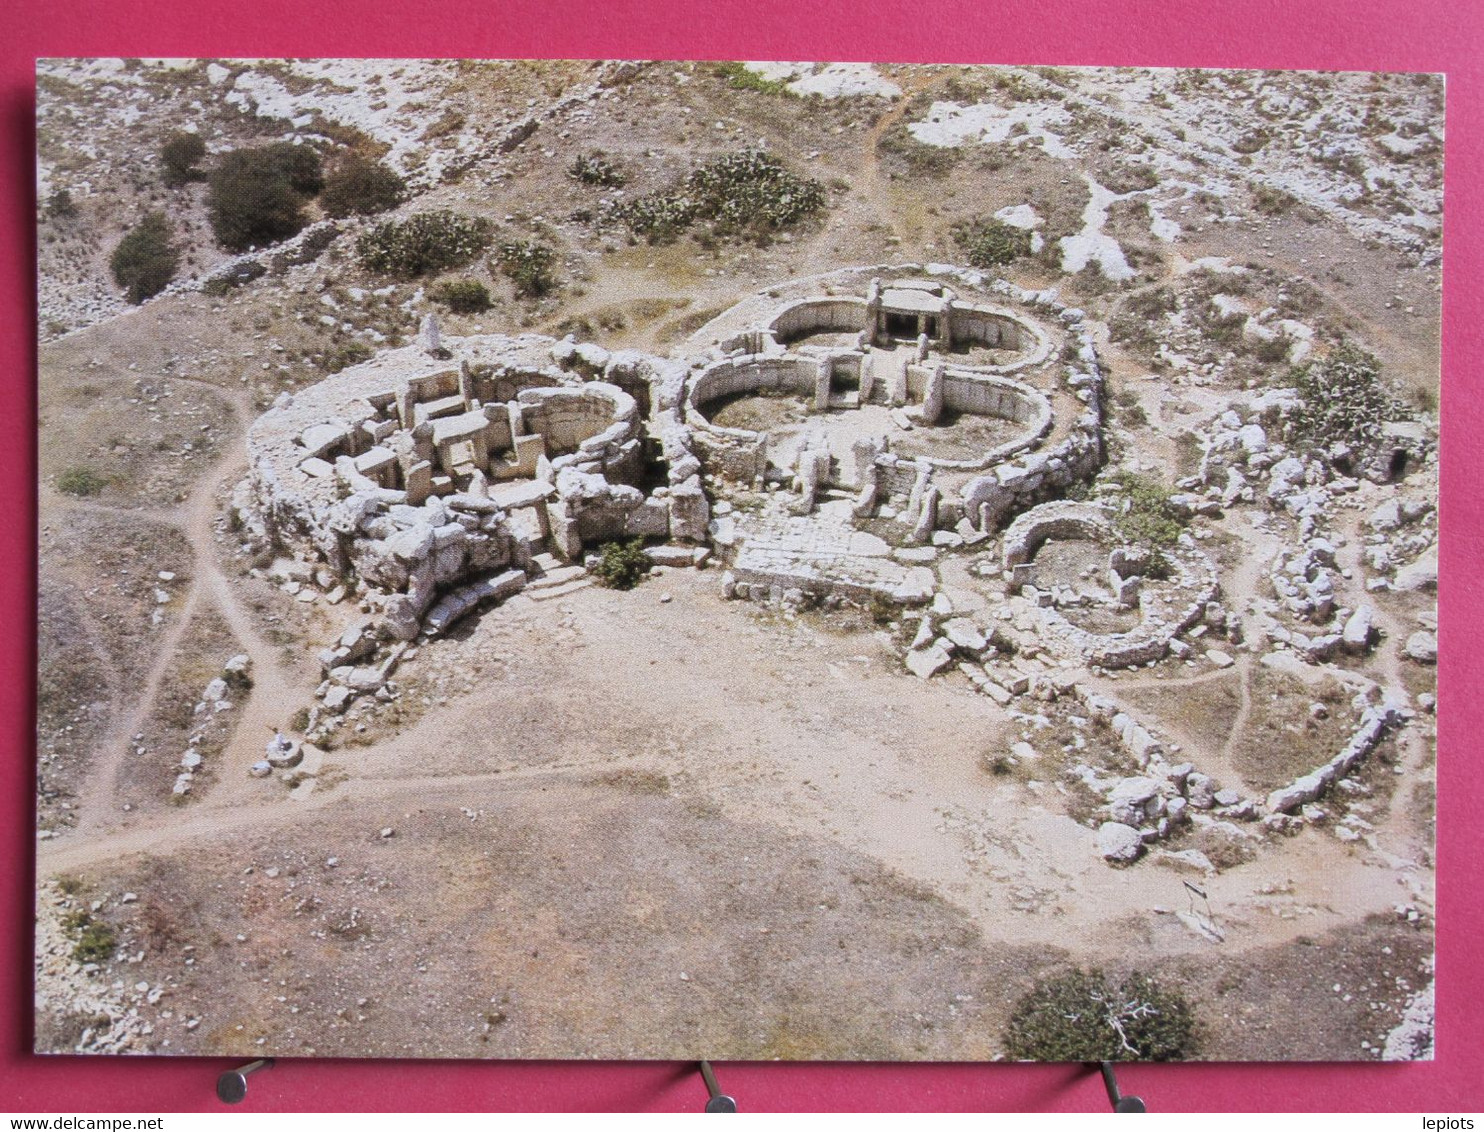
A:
4;0;1481;1113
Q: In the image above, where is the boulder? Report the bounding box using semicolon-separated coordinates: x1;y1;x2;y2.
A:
905;642;954;680
1185;772;1217;809
1342;605;1376;653
941;618;988;654
1394;546;1438;593
1096;821;1144;863
1404;631;1438;664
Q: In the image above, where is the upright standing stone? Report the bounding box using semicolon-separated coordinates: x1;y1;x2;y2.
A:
419;314;441;355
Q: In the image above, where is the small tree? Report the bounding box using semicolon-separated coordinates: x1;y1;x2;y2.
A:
109;212;178;303
159;131;207;186
207;151;312;251
1004;969;1197;1061
320;154;405;218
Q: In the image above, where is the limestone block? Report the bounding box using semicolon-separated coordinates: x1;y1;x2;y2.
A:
1185;772;1217;809
1404;631;1438;664
1394;546;1438;593
942;618;987;654
905;641;953;680
891;567;937;605
1096;821;1144;863
668;476;711;543
1342;605;1377;653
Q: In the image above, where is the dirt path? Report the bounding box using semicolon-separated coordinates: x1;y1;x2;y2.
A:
63;381;322;835
857;74;939;240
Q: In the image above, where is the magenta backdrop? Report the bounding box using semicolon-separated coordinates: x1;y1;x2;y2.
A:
4;0;1481;1113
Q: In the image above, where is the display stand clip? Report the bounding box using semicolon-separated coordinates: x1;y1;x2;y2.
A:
216;1058;275;1104
698;1060;738;1112
1096;1062;1146;1112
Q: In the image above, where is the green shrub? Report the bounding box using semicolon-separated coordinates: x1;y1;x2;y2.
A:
687;150;826;233
591;538;650;590
61;910;117;965
567;152;626;187
259;141;323;195
159;131;207;186
109;212;178;302
600;150;825;242
320;341;374;374
1289;343;1406;451
495;240;557;297
712;61;793;96
1108;471;1185;564
432;278;492;313
952;217;1033;269
320;155;406;218
1004;968;1196;1061
44;188;77;219
877;124;959;178
356;210;492;277
56;467;107;497
207;150;313;251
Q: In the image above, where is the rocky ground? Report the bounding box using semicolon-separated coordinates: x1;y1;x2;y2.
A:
35;59;1440;1062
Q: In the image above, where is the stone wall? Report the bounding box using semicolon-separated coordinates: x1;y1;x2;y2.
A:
1001;501;1114;568
517;384;635;457
1265;699;1403;813
770;297;868;343
949;304;1022;350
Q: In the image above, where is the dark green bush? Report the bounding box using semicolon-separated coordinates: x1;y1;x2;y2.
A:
432;278;492;313
321;155;406;218
44;189;77;219
600;150;825;242
109;211;178;303
259;141;323;195
1108;471;1184;575
495;240;557;297
159;131;207;186
567;152;626;187
356;210;492;277
320;341;374;374
61;910;117;965
57;467;107;497
952;217;1033;269
591;538;650;590
207;150;313;252
1004;968;1196;1061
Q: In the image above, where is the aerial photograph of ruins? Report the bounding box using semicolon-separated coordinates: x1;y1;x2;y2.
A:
34;59;1440;1063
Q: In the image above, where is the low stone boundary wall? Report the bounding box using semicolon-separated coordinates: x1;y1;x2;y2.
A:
1265;701;1403;813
